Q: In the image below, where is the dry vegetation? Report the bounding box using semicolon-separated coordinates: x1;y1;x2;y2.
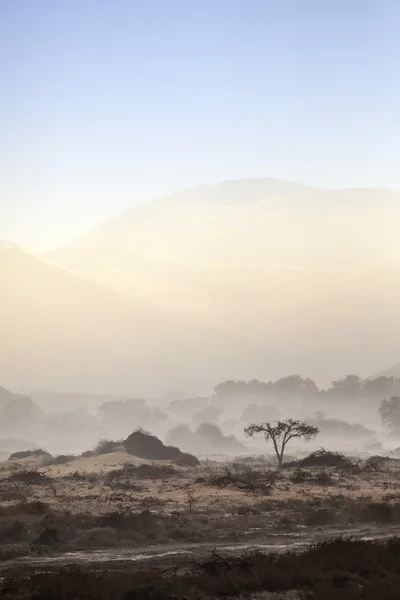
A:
1;448;400;598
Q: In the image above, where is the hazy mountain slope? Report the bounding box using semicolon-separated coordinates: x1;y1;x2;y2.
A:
373;364;400;379
49;179;400;379
0;246;291;395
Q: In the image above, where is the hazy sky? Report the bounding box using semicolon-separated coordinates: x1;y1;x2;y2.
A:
1;0;399;249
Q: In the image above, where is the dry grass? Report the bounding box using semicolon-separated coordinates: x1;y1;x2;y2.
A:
1;451;400;564
3;538;400;599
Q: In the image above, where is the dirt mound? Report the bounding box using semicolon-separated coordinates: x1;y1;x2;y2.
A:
124;430;199;465
8;448;51;461
297;449;353;469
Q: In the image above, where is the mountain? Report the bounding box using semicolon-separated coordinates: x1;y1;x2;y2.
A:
0;245;292;395
49;178;400;381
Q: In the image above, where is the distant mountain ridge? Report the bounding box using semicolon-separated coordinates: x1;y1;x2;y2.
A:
1;244;293;395
47;178;400;381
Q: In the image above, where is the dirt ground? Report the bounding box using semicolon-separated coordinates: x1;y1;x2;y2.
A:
1;451;400;598
0;451;399;546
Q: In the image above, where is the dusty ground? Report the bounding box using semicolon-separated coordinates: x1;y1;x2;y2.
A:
0;451;399;547
1;451;400;598
3;450;400;509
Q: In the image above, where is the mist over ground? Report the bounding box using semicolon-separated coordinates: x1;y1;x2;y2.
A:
1;179;400;459
1;372;400;459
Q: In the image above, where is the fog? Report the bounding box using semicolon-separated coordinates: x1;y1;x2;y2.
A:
1;180;400;458
1;180;400;400
1;372;400;460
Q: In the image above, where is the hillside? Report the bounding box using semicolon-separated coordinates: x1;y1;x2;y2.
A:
0;245;289;395
373;364;400;379
49;179;400;380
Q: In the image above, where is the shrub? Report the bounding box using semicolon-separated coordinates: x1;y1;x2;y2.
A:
94;439;122;455
315;471;335;486
305;508;336;526
359;502;393;523
8;448;51;461
298;449;356;470
210;463;279;496
0;519;28;542
35;526;59;545
46;454;77;465
7;469;52;485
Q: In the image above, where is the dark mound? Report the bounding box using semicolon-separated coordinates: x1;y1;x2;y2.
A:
8;448;51;460
297;449;353;469
81;450;95;458
49;454;77;465
175;452;200;467
124;430;199;465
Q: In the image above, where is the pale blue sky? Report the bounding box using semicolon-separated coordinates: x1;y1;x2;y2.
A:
1;0;399;249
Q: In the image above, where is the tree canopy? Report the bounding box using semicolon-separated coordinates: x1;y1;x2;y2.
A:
245;419;319;467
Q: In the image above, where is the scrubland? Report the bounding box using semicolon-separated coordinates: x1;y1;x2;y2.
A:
1;446;400;598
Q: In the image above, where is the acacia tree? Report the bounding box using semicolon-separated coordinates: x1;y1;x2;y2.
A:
245;419;319;468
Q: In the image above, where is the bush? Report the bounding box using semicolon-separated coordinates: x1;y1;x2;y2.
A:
210;463;279;496
315;471;335;486
94;439;122;455
359;502;393;523
298;449;356;470
175;452;200;467
105;462;178;486
63;470;99;483
290;468;311;483
305;508;336;526
35;526;59;545
7;469;52;485
0;520;28;542
9;448;51;460
46;454;77;465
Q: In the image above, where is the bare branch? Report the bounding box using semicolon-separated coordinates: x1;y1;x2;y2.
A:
245;419;319;467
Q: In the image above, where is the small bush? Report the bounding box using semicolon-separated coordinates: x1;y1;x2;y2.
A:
0;520;28;542
298;449;356;471
63;470;99;483
175;452;200;467
46;454;77;466
290;468;311;483
359;502;393;523
210;463;279;496
8;448;51;461
7;469;52;485
315;471;335;486
305;508;336;526
94;439;122;455
35;526;59;545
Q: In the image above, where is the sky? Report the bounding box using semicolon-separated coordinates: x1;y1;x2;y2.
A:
1;0;399;250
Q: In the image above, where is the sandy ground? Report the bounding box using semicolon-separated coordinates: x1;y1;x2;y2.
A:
2;451;400;513
1;449;400;578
